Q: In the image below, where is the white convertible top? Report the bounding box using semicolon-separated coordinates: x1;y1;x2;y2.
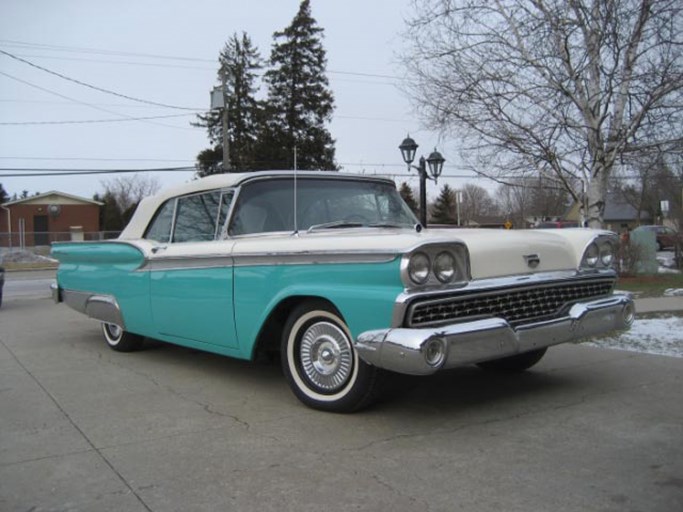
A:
120;171;394;239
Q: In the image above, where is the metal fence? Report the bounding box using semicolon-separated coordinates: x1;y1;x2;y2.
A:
0;231;121;254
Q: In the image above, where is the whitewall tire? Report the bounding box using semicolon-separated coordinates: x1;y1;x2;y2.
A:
101;323;144;352
281;300;383;412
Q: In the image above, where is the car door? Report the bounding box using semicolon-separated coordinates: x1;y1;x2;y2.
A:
146;189;239;348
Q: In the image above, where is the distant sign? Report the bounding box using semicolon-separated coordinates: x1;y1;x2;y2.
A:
504;220;513;230
661;200;670;213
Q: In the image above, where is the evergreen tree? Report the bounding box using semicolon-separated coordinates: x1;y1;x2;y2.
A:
430;184;458;224
0;183;8;204
94;192;124;232
399;182;419;216
194;32;262;176
261;0;336;170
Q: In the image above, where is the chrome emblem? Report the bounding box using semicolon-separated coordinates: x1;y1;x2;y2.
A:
524;254;540;269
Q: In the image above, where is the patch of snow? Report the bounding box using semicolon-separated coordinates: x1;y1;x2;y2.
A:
586;316;683;358
658;266;681;274
656;250;680;274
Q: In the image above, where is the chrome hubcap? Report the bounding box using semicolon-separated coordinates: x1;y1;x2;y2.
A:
106;323;122;341
299;321;353;391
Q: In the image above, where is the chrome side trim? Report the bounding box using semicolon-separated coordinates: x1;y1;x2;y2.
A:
140;255;234;271
357;294;634;375
137;251;398;271
61;289;126;328
232;251;398;267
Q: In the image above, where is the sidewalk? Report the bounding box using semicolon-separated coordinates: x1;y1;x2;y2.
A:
634;296;683;313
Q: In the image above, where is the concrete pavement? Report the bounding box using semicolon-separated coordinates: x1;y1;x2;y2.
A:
1;296;682;511
633;295;683;313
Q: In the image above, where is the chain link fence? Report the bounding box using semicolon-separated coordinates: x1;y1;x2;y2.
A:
0;231;121;263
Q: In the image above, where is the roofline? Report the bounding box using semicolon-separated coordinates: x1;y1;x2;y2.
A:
2;190;104;207
146;170;395;206
119;170;399;239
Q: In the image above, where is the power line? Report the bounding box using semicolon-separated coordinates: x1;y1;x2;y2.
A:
0;39;403;81
0;49;198;110
0;156;194;163
0;98;182;109
0;167;194;178
0;39;216;63
0;113;196;126
0;110;406;126
10;52;213;71
0;71;198;131
6;51;400;87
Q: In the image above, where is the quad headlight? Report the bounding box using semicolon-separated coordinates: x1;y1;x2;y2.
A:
600;241;615;266
403;244;469;287
581;237;616;269
434;251;457;283
408;252;431;284
584;243;600;267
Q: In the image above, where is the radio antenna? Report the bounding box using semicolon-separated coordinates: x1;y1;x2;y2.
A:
293;145;298;235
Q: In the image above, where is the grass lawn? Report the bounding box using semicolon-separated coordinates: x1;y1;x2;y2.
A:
617;273;683;297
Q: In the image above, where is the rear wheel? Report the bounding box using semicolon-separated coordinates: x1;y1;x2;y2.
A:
476;348;547;373
101;323;144;352
281;300;384;412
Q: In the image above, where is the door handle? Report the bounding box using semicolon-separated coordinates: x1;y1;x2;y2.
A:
151;245;167;254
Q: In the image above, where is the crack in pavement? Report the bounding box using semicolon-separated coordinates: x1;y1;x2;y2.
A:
0;337;155;512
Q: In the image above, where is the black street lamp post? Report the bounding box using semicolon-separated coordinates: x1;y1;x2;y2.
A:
398;135;445;227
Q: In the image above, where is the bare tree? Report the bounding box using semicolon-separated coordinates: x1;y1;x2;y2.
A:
100;174;161;214
402;0;683;227
496;179;537;227
495;176;571;226
96;174;161;230
615;152;683;228
460;183;498;225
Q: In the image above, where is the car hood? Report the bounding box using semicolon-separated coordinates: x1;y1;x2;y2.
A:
230;227;602;280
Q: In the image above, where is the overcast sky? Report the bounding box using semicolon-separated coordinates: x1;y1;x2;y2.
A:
0;0;476;200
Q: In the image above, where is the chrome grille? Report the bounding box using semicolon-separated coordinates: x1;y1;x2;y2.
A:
407;278;615;328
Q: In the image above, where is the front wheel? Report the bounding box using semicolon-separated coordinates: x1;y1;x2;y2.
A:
476;348;547;373
281;300;384;412
101;323;144;352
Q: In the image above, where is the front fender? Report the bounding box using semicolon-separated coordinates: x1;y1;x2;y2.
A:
233;260;404;358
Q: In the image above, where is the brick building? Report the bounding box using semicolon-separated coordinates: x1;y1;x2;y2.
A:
0;191;103;248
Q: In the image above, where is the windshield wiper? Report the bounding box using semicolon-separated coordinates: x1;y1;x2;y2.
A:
367;222;405;228
307;220;365;232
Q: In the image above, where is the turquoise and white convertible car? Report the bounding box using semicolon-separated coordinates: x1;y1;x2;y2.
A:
52;171;634;412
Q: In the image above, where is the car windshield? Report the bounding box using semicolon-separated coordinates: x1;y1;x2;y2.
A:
229;177;418;236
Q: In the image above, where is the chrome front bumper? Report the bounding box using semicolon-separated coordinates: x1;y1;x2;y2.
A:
355;294;635;376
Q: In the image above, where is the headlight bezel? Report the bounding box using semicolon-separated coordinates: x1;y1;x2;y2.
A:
581;235;617;270
401;243;470;288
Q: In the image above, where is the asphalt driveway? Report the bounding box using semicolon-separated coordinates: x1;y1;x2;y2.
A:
1;296;682;511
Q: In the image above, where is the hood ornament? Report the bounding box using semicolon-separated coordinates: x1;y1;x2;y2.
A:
524;254;540;269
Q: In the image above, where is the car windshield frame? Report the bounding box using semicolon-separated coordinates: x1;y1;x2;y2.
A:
227;176;418;237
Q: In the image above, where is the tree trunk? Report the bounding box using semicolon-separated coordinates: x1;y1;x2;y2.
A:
585;172;607;228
